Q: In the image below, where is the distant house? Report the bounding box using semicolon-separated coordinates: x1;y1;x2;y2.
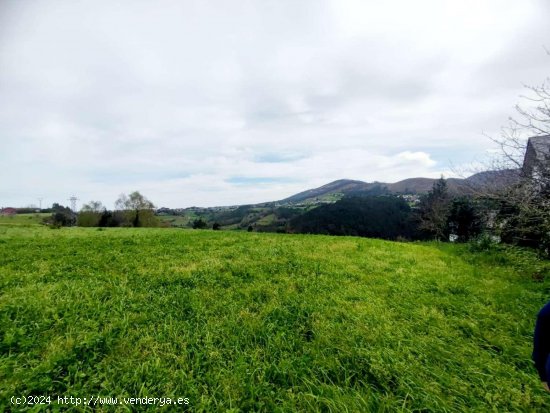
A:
523;135;550;178
0;207;17;216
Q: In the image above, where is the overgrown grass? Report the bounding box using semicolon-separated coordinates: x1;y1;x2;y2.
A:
0;226;549;411
0;213;49;227
157;215;193;228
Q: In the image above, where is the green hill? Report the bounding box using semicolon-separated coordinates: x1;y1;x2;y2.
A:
158;172;518;231
0;225;548;411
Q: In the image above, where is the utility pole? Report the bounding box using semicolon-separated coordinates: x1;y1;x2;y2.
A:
68;196;79;213
37;198;43;211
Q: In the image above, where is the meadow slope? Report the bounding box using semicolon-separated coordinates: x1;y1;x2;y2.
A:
0;226;549;412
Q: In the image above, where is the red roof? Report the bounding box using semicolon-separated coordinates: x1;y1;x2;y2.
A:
1;207;17;215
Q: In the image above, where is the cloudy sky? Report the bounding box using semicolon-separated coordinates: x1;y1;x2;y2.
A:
1;0;549;208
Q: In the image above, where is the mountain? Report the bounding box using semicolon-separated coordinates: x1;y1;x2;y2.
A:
463;169;520;188
386;178;445;194
279;179;378;204
158;170;520;231
276;177;448;205
276;170;520;205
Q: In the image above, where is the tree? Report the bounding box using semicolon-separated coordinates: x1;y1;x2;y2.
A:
447;197;482;242
417;177;451;240
77;200;106;227
81;201;105;213
290;196;418;240
484;70;550;254
192;218;207;229
98;210;123;227
115;191;155;211
114;191;158;227
45;203;75;227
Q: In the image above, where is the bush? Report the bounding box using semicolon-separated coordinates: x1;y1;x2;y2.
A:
469;233;500;252
77;211;101;227
192;218;207;229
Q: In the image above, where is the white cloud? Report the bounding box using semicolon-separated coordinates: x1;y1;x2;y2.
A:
1;0;549;207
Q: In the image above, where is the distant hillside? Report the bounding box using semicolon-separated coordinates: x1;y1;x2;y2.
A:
386;177;480;194
279;177;447;205
279;179;379;204
158;169;520;231
277;170;519;205
463;169;520;188
290;196;420;239
386;178;442;194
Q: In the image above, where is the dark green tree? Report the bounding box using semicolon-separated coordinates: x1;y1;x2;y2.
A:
290;196;418;240
417;177;451;240
447;197;482;242
192;218;207;229
46;203;75;227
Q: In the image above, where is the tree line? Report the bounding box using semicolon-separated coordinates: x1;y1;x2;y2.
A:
43;169;547;257
290;70;549;256
288;178;486;243
45;191;160;228
40;57;549;259
289;165;547;257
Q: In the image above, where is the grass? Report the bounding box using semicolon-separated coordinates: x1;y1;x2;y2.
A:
0;213;49;227
157;215;193;228
256;213;276;226
0;225;549;411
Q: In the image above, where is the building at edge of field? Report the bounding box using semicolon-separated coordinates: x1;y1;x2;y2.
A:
0;207;17;216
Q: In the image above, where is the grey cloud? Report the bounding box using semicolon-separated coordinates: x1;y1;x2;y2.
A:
1;0;549;207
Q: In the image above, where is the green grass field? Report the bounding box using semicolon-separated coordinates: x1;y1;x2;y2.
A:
0;213;49;227
1;225;549;411
157;215;194;228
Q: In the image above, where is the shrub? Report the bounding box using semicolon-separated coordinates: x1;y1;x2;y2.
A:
192;218;207;229
469;233;500;252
